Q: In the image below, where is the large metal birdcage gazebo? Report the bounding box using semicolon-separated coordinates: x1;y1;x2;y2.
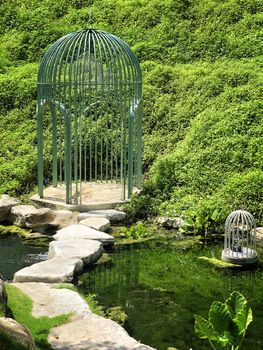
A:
36;29;142;205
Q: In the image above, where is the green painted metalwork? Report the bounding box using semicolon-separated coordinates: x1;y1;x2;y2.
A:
37;29;142;204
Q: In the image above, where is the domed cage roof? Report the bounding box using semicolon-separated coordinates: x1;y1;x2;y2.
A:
221;210;257;265
36;29;142;205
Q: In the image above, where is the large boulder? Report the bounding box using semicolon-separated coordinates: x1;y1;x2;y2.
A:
0;277;7;316
0;317;36;350
48;239;103;266
0;195;20;223
53;224;114;245
10;205;55;229
13;258;83;283
77;209;126;223
79;217;110;232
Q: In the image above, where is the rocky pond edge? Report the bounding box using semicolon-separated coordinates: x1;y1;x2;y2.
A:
0;194;155;350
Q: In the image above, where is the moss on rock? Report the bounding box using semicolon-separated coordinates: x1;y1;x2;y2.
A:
0;225;30;238
198;256;241;268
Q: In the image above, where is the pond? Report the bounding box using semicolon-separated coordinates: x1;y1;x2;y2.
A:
0;237;48;281
77;243;263;350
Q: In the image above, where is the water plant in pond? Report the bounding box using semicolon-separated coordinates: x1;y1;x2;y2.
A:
194;291;253;350
120;223;148;240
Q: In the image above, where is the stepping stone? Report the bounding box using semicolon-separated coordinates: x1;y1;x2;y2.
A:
13;258;83;283
48;239;103;266
49;314;155;350
79;217;110;232
78;209;126;223
53;224;114;245
12;282;92;319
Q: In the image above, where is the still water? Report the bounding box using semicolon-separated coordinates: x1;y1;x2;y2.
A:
0;237;47;280
78;244;263;350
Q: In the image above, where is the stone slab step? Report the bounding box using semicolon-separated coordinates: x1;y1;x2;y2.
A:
48;239;103;266
49;314;155;350
77;209;126;223
13;258;83;283
53;224;114;245
78;217;110;232
12;282;91;319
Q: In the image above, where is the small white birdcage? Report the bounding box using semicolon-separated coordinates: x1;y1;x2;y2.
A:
221;210;257;265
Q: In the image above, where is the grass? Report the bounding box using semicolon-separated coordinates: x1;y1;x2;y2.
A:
6;285;70;350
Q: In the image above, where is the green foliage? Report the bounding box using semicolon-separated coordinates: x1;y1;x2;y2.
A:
0;0;261;226
6;285;70;350
180;201;224;237
195;291;253;350
120;222;148;240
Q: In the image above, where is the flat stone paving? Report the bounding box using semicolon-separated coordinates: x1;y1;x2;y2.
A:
12;283;155;350
13;258;84;283
31;182;138;211
53;224;114;245
48;239;103;265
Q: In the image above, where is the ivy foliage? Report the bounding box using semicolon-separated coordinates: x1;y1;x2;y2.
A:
0;0;262;224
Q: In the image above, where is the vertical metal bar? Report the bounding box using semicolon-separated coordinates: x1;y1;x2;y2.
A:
49;102;57;187
92;33;98;182
94;33;104;182
37;103;44;198
128;110;134;197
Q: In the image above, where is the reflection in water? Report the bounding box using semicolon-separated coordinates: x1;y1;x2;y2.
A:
0;237;47;280
78;245;263;350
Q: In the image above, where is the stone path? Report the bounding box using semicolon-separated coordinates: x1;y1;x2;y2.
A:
53;224;114;245
10;205;155;350
12;283;155;350
13;258;84;283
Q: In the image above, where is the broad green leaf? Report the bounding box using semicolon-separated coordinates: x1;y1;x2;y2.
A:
194;314;219;341
226;291;253;336
234;306;253;336
218;331;234;347
209;301;231;335
226;291;246;317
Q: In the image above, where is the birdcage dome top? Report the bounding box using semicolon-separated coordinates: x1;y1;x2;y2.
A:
38;28;142;85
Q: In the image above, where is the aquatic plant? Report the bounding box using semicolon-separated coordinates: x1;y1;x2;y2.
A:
194;291;253;350
120;223;148;240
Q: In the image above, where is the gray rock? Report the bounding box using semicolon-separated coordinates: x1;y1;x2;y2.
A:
78;209;126;223
12;282;92;319
0;317;36;350
53;224;114;245
157;216;185;229
51;210;77;229
48;239;103;266
0;278;7;316
49;314;155;350
13;258;83;283
0;194;20;222
10;205;56;229
79;217;110;232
